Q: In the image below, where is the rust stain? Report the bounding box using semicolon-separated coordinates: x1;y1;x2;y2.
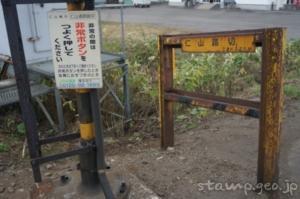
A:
30;180;54;199
226;105;248;115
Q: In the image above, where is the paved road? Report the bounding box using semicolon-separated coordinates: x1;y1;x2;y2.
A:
100;5;300;39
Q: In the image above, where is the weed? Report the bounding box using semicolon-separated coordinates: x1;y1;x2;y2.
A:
284;84;300;99
16;122;26;136
0;142;9;152
286;39;300;75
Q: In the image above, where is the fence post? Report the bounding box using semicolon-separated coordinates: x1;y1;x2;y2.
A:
159;36;174;149
258;28;286;185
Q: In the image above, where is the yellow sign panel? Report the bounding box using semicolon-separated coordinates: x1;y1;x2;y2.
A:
182;35;256;53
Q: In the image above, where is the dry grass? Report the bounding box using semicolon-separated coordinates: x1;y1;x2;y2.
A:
101;22;186;40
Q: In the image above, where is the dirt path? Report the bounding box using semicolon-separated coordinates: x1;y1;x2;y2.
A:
0;99;299;199
110;99;300;199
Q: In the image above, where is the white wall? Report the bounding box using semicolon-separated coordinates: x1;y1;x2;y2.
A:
236;0;271;5
169;0;184;6
0;4;10;57
276;0;287;10
0;3;66;64
236;0;286;10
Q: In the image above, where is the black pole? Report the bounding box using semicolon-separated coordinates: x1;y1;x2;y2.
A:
82;2;115;197
65;0;100;188
71;1;113;193
77;91;100;187
1;0;42;182
90;89;106;170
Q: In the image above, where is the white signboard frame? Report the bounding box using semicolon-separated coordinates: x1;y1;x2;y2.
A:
48;10;102;89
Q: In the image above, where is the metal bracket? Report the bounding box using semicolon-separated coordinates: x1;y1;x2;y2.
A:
27;36;40;42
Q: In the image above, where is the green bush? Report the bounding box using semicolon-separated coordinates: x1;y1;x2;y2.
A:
284;84;300;99
0;143;9;152
175;51;261;96
286;39;300;75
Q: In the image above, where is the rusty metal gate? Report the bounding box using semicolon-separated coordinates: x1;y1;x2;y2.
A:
159;28;286;185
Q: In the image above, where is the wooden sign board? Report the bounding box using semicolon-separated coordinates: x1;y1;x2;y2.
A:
182;35;256;53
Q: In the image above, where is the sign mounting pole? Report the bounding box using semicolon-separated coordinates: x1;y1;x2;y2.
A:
64;1;113;196
66;0;99;188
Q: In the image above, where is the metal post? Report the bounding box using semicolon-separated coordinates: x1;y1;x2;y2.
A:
1;0;42;182
54;87;65;131
34;97;58;132
98;9;104;51
69;3;116;198
257;28;286;185
122;61;131;134
67;0;100;188
159;36;174;149
76;90;100;186
90;89;106;169
119;7;131;134
120;6;125;56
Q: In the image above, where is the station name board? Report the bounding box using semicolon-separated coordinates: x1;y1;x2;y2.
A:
182;35;256;53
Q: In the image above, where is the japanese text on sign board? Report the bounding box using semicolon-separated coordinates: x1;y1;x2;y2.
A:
181;35;256;53
48;11;102;89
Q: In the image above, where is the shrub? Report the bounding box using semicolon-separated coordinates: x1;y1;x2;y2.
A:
286;39;300;75
0;142;9;152
284;84;300;99
102;36;300;135
175;51;261;96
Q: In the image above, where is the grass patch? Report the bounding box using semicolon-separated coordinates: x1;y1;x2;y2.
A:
0;142;9;152
285;84;300;99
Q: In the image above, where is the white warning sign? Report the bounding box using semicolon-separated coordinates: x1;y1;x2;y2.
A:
48;11;102;89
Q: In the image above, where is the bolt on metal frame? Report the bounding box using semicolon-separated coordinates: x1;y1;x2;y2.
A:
159;28;286;185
